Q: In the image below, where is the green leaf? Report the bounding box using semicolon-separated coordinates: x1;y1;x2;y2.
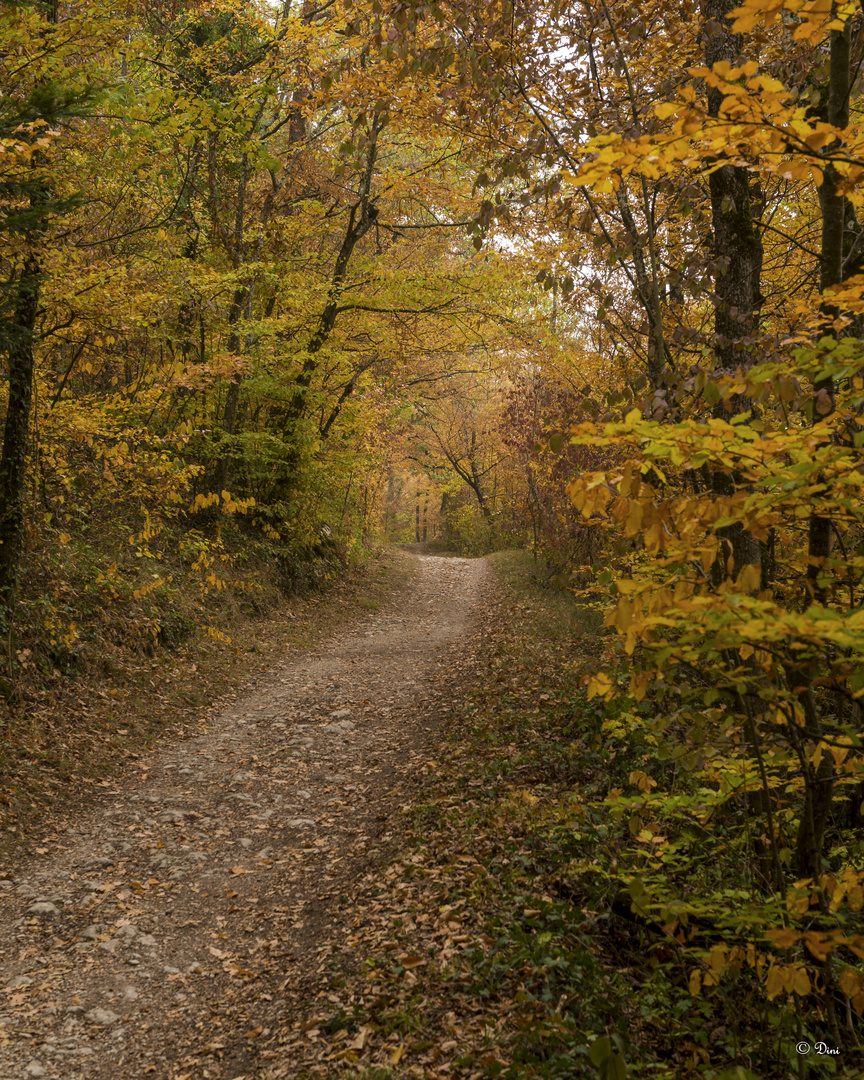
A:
590;1036;628;1079
589;1036;613;1068
703;381;720;406
605;1054;628;1080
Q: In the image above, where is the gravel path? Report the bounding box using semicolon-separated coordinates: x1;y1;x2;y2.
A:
0;553;489;1080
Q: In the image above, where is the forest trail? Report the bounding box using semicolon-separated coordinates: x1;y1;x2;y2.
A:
0;553;489;1080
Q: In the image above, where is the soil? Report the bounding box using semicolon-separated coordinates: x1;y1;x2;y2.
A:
0;551;490;1080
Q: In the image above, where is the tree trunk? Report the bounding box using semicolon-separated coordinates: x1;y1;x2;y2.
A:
793;13;852;884
703;0;763;371
808;18;850;603
0;244;41;627
703;0;763;576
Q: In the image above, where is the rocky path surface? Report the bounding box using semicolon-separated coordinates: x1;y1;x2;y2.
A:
0;553;488;1080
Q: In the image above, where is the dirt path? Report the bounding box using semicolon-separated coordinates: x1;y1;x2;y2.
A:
0;553;489;1080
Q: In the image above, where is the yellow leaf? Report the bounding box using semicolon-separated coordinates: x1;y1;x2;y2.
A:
734;562;761;594
613;599;634;633
629;770;657;792
830;737;852;767
791;965;811;996
765;928;801;949
839;970;863;996
803;932;831;961
689;969;702;995
585;672;615;701
804;129;835;152
764;963;785;1000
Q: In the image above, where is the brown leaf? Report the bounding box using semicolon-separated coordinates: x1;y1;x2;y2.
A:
397;954;426;969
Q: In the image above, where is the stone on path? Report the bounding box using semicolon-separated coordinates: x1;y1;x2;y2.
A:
26;902;58;917
157;809;194;823
85;1008;120;1025
323;720;354;734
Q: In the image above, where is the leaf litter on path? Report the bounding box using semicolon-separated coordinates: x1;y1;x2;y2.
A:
0;553;489;1080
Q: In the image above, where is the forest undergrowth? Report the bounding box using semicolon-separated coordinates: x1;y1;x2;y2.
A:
282;550;857;1080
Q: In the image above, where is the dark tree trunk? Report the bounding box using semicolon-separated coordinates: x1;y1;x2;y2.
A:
703;0;763;370
211;284;249;493
808;19;850;604
703;0;763;576
793;16;852;886
0;246;41;627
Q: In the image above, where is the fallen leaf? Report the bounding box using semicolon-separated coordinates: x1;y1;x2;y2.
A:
397;954;426;969
349;1026;371;1050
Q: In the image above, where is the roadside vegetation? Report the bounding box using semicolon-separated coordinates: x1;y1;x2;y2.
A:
277;551;857;1080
